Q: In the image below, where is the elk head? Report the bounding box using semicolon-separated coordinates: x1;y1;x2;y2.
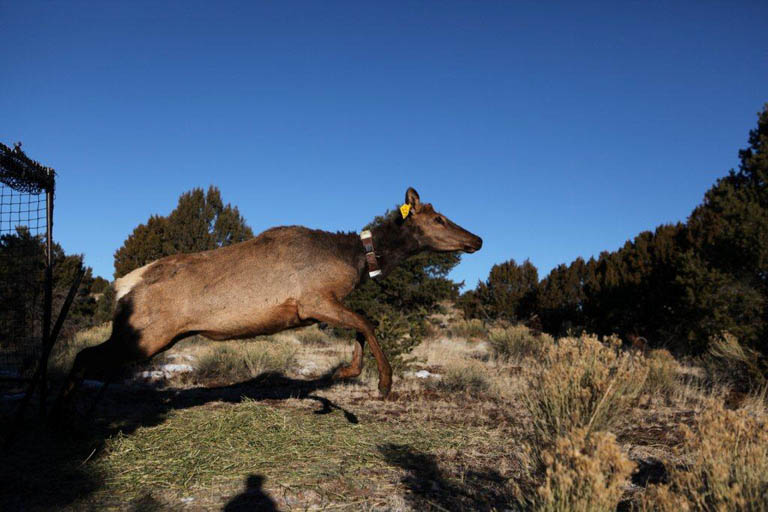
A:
400;187;483;253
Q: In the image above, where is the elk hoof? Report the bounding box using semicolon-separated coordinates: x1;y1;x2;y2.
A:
332;366;349;380
332;364;361;380
378;382;392;399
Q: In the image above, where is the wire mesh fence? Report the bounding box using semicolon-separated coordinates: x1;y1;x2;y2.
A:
0;186;46;237
0;142;54;383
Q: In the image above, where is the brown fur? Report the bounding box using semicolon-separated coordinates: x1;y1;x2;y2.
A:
53;187;482;415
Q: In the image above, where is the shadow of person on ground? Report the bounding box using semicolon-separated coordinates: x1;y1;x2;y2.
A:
378;443;518;512
0;369;355;511
223;474;279;512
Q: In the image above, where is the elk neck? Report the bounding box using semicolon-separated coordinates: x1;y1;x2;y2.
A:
365;216;422;277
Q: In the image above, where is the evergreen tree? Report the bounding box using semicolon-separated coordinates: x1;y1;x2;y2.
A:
465;258;538;321
456;287;485;320
534;104;768;355
682;104;768;351
114;186;253;278
90;276;110;294
465;104;768;366
537;259;586;334
0;228;45;345
0;228;98;350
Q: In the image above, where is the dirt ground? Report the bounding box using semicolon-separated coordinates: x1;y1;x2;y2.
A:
0;329;743;511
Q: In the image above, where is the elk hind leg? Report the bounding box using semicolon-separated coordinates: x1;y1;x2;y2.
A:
50;337;133;421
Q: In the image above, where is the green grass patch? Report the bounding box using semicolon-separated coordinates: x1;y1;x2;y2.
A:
97;401;468;496
3;395;506;510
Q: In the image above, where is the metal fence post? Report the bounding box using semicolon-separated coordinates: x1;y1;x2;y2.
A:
39;178;54;416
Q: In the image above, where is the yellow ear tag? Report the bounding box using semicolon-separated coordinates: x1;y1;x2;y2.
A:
400;203;411;219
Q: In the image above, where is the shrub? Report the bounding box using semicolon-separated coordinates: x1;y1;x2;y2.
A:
524;335;648;446
488;324;553;361
194;340;296;384
447;319;487;339
706;332;767;391
535;428;635;512
430;362;490;396
645;349;681;399
642;398;768;511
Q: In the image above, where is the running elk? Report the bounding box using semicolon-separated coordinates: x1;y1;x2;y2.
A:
53;187;482;416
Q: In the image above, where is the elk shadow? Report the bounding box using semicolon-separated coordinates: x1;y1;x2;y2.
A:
165;371;358;424
1;365;356;510
378;443;520;512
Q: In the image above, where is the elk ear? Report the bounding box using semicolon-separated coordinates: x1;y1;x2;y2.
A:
405;187;421;209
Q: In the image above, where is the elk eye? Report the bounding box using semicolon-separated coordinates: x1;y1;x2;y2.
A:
434;216;445;225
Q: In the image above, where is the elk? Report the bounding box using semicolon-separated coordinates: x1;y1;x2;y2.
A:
52;187;482;416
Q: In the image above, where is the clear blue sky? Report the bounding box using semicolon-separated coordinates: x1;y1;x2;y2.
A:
2;1;766;288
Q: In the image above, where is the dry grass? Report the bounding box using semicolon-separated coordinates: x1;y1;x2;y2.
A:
191;339;297;384
428;361;491;396
411;336;491;365
294;325;334;346
644;348;682;399
706;332;767;391
740;385;768;416
535;428;635;512
641;397;768;511
47;324;299;387
447;318;488;339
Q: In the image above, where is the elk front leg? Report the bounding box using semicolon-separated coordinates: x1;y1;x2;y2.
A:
298;297;392;397
334;331;365;379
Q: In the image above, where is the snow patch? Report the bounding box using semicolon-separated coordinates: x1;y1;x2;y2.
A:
405;369;442;379
134;363;194;382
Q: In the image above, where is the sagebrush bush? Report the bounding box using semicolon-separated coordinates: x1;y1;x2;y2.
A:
535;428;635;512
645;349;681;399
642;397;768;511
430;362;490;396
706;332;767;391
524;335;648;446
448;318;487;339
194;340;296;383
488;324;553;361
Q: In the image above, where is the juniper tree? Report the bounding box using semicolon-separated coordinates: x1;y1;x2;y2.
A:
114;186;253;278
682;104;768;351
